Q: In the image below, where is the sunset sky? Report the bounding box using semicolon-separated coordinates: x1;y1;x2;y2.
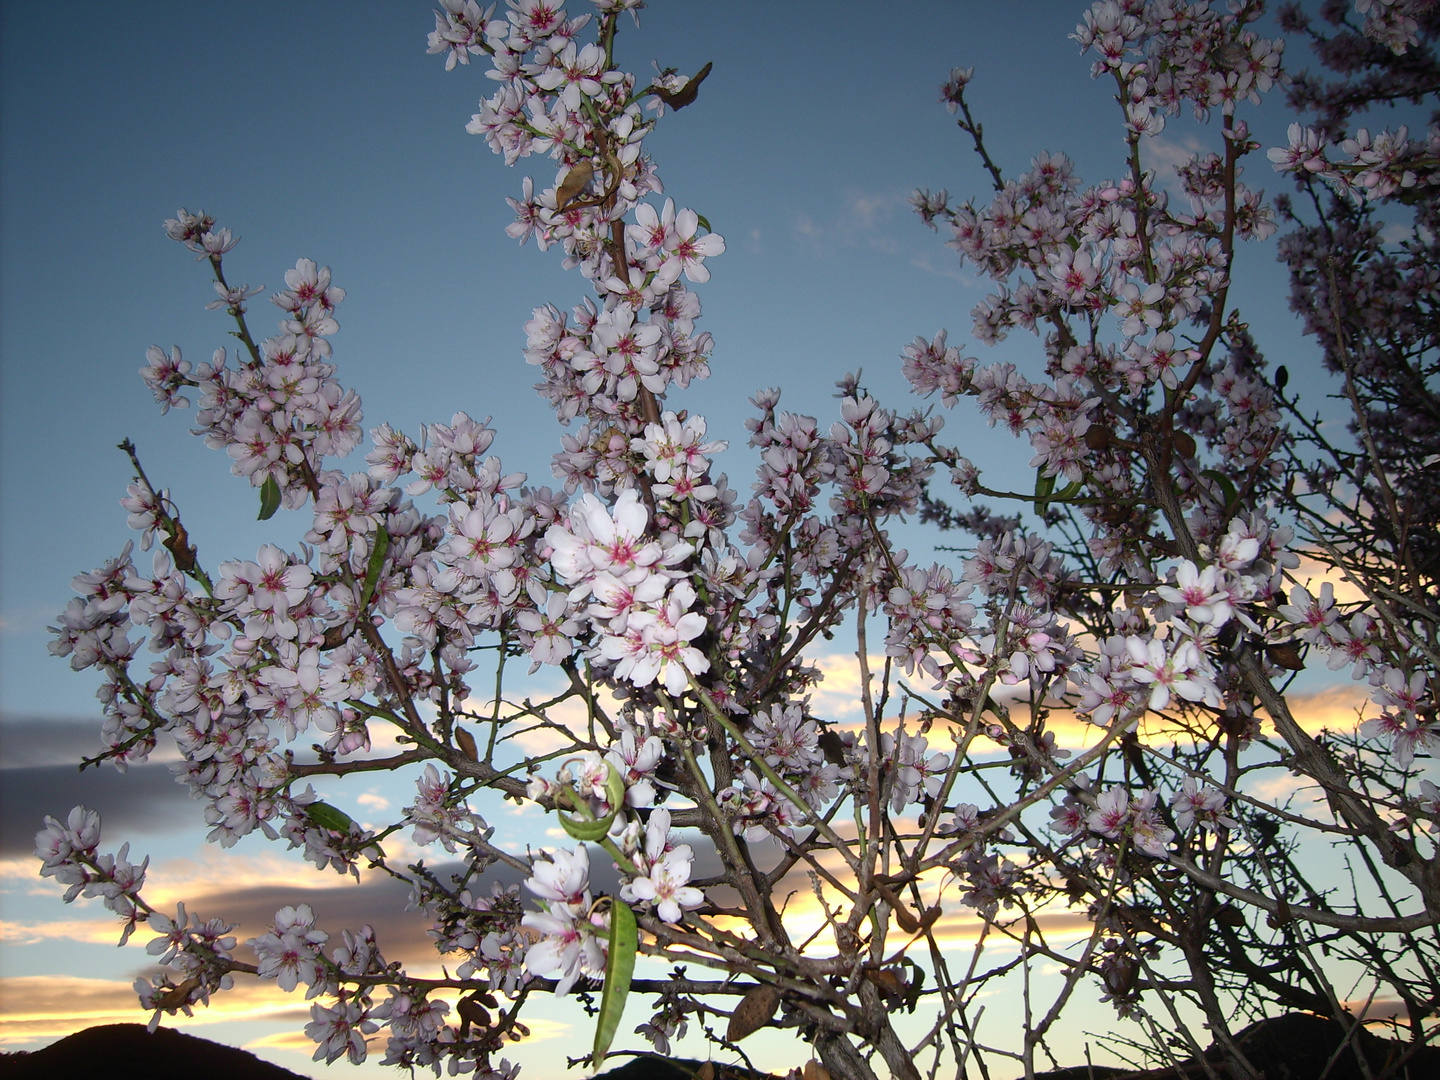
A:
0;1;1395;1076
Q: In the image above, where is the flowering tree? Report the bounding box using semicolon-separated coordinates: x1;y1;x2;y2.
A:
38;2;1440;1079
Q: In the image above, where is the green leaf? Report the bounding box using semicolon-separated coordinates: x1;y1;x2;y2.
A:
695;213;712;233
603;761;627;817
1033;467;1057;516
592;898;637;1070
558;813;611;841
305;800;355;834
359;525;391;612
1201;469;1239;514
557;764;624;841
258;475;281;520
1053;480;1084;502
558;800;615;841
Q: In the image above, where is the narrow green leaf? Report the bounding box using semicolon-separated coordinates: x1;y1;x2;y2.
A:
1033;467;1057;516
359;525;391;612
603;761;627;817
258;475;281;520
695;213;712;233
592;898;637;1070
1053;480;1084;503
1201;469;1239;515
305;800;355;834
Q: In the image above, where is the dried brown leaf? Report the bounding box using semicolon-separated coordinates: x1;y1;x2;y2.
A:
864;967;904;997
1215;904;1246;928
1267;642;1306;671
556;159;594;208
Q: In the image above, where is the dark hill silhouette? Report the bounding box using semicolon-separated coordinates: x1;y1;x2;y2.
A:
1030;1012;1440;1080
0;1023;310;1080
594;1059;772;1080
5;1013;1435;1080
588;1014;1440;1080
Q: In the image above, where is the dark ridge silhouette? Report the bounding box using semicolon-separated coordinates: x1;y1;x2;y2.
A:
1030;1012;1440;1080
6;1014;1435;1080
594;1058;773;1080
0;1023;310;1080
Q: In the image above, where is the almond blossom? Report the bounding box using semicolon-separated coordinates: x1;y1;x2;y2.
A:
36;3;1440;1076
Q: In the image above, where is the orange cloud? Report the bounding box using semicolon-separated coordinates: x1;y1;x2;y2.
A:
1342;997;1408;1022
1290;554;1370;607
0;975;309;1045
242;1024;380;1057
0;855;64;887
239;1007;573;1056
0;915;122;947
1265;681;1371;737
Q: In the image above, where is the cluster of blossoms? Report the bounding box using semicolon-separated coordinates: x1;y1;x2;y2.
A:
1272;580;1436;767
36;3;1440;1077
1269;118;1440;200
142;222;361;510
519;844;607;995
1353;0;1433;53
35;808;150;943
546;488;708;694
895;0;1437;996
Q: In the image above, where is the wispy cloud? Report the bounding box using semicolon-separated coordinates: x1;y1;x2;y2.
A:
0;916;121;946
793;188;908;258
1142;131;1213;204
1340;996;1407;1021
1144;132;1210;178
1264;681;1370;736
1379;221;1414;244
910;249;973;284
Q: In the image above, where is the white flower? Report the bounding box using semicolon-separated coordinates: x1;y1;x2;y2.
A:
249;904;328;992
627;849;703;923
526;845;592;906
1087;787;1129;838
521;904;602;996
1157;560;1232;626
1170;777;1236;833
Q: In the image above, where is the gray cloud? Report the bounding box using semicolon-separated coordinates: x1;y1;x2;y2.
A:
0;715;118;769
2;715;196;856
2;761;195;857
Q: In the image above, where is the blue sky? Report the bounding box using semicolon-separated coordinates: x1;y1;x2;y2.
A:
0;1;1360;1075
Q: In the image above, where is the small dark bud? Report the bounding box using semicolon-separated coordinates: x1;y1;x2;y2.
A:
864;966;905;999
455;726;480;762
555;159;594;208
